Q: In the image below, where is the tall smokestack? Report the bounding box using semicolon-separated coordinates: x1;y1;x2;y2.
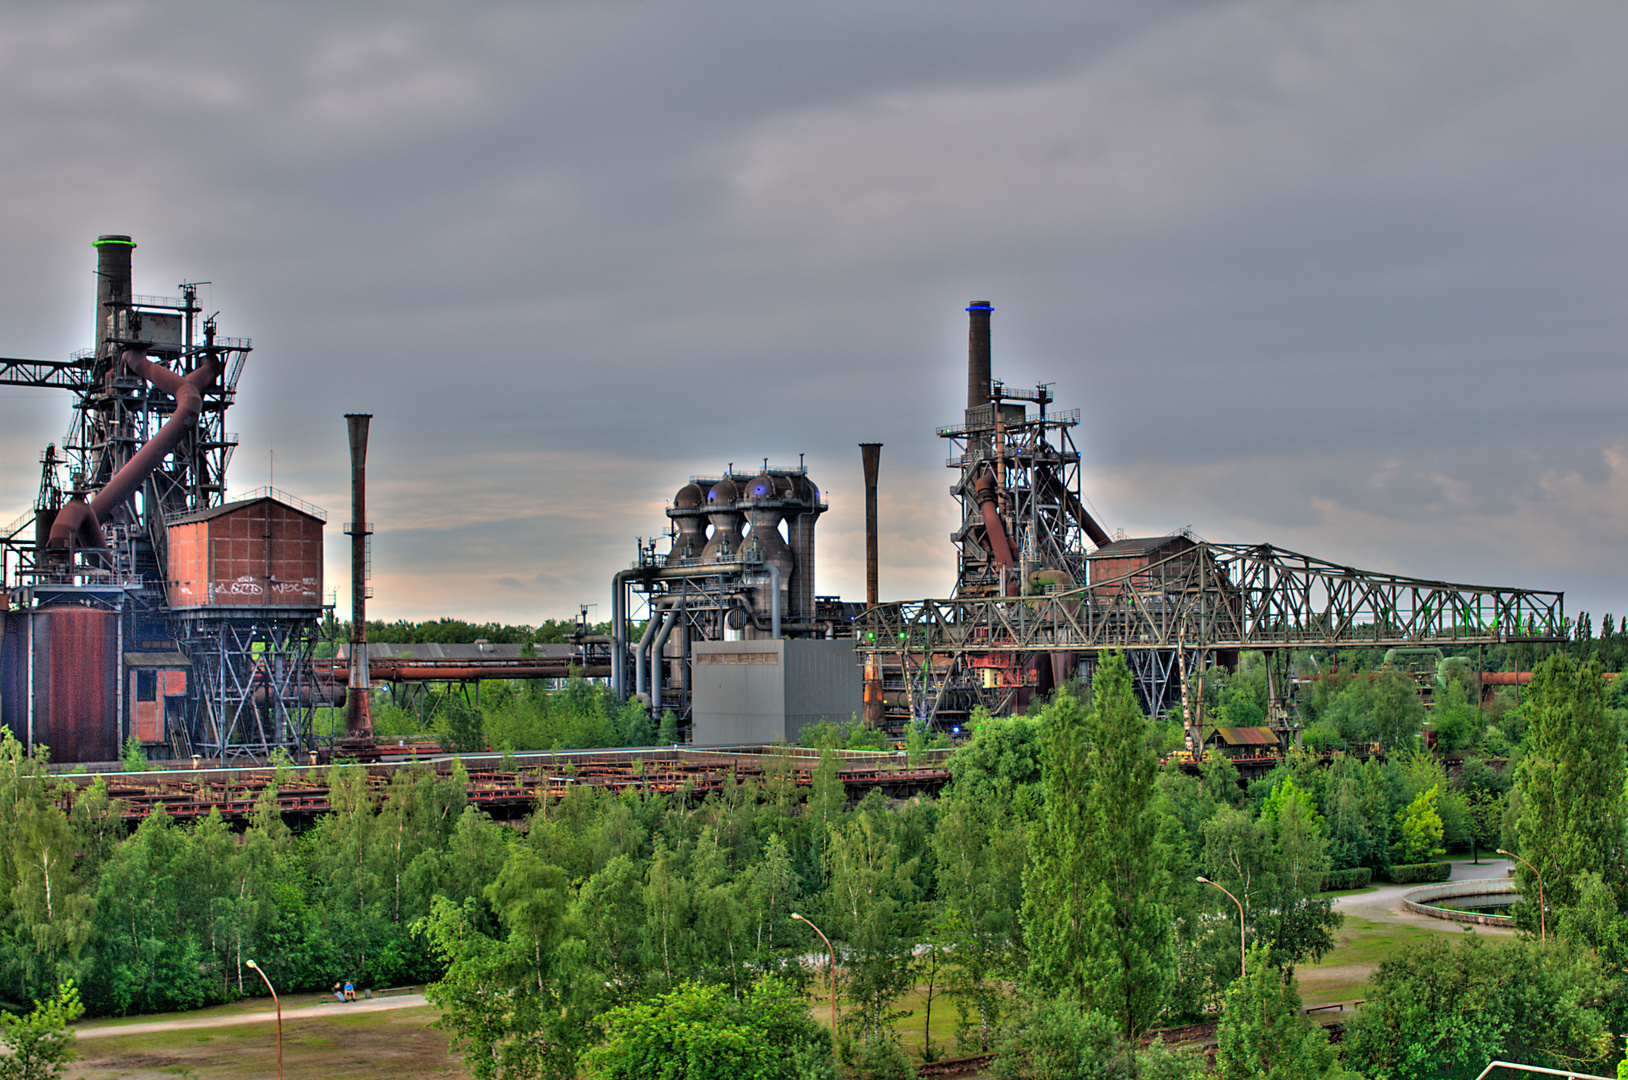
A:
93;235;134;359
859;443;881;609
859;443;883;726
344;413;374;741
966;300;992;410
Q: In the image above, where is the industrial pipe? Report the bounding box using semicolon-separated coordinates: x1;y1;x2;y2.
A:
610;567;640;696
973;473;1015;568
634;605;662;700
611;560;782;702
49;348;220;553
649;601;684;716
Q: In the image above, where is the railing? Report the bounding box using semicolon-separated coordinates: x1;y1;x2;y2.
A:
234;486;328;521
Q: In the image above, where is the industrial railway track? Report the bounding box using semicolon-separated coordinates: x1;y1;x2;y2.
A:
52;747;953;822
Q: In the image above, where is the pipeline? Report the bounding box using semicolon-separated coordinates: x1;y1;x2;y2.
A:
48;348;220;553
973;473;1014;568
649;600;684;714
1043;468;1112;549
634;603;664;700
610;567;641;696
613;561;781;701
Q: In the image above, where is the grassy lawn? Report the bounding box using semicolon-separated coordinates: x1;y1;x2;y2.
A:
1297;915;1469;1006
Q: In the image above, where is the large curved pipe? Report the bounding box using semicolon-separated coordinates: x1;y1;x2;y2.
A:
610;568;640;696
634;603;663;700
49;348;220;552
973;473;1014;568
649;601;684;715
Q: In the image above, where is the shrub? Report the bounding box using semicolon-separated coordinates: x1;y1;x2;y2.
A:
1321;867;1373;892
1381;861;1451;884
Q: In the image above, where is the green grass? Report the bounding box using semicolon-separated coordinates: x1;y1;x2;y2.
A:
1296;915;1471;1006
804;980;989;1064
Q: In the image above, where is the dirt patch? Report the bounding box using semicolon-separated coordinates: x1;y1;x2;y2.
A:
65;1005;468;1080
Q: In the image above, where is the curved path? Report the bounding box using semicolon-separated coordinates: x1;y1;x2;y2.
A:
74;993;430;1040
1333;857;1516;934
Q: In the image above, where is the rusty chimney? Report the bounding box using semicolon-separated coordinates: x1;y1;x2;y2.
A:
344;413;374;741
859;442;884;726
966;300;992;410
859;443;882;609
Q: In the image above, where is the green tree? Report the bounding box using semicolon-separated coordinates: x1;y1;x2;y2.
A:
582;979;834;1080
438;695;486;753
934;792;1026;1052
1214;947;1343;1080
1371;667;1426;749
0;980;83;1080
1511;653;1626;924
1023;653;1174;1047
825;805;920;1059
1394;785;1446;865
1344;935;1611;1079
419;844;587;1080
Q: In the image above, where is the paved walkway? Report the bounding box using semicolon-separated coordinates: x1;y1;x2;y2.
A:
75;994;430;1040
1333;857;1516;934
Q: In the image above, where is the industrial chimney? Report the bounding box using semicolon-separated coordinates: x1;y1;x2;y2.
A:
344;413;374;741
859;443;883;726
966;300;992;410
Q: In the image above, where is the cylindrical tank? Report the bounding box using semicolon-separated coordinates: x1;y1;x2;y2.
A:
784;474;822;621
39;606;118;764
700;478;743;560
667;482;709;562
742;473;795;618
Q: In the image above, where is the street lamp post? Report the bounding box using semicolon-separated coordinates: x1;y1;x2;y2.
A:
244;960;281;1080
791;912;837;1039
1198;876;1247;979
1498;849;1547;942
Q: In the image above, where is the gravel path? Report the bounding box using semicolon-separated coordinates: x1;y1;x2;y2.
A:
1333;857;1516;934
74;994;430;1040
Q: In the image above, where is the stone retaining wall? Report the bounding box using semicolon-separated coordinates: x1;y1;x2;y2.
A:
1402;877;1517;927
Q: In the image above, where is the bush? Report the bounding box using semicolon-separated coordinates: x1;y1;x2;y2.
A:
1381;861;1451;884
1320;867;1373;892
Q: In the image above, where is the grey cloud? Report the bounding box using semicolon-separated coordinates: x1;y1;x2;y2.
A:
2;1;1625;622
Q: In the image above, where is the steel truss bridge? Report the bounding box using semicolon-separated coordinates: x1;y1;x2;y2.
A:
856;541;1566;732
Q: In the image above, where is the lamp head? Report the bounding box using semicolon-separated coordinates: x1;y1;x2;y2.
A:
246;960;260;970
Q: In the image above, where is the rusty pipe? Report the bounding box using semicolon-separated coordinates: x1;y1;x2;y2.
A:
973;473;1014;568
49;347;219;553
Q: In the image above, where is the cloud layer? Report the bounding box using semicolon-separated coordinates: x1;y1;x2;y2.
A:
1;1;1623;625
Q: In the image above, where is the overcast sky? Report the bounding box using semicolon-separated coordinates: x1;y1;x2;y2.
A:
2;1;1624;627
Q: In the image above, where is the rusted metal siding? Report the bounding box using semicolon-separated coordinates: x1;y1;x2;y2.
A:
38;608;117;764
167;498;323;609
